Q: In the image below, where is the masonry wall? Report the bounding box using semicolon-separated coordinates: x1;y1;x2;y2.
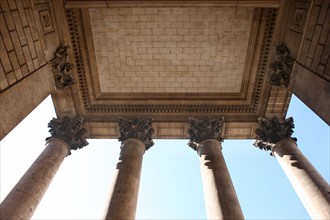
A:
0;0;61;139
290;0;330;125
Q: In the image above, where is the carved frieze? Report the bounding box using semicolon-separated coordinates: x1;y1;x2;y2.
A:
254;117;297;154
188;117;224;150
118;117;154;150
46;116;89;154
269;45;294;87
50;45;75;88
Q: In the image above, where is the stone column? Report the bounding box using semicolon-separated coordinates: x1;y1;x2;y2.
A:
254;117;330;219
188;117;244;220
105;117;154;220
0;116;88;220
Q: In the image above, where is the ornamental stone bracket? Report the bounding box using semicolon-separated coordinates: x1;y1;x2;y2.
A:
188;117;225;151
254;116;297;155
50;45;75;88
269;45;294;88
46;116;89;154
118;117;154;150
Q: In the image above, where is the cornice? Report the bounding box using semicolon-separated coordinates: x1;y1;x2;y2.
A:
64;0;281;9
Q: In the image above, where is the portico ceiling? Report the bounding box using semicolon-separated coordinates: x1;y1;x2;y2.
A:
89;7;252;94
52;0;291;139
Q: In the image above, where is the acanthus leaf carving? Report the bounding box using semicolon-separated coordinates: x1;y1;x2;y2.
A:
269;45;294;88
188;117;224;151
254;117;297;155
118;117;154;150
50;45;75;88
46;116;89;154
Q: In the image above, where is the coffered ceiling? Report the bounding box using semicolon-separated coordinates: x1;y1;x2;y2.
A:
51;0;291;139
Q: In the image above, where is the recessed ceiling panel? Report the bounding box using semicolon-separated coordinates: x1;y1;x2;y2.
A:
89;7;253;94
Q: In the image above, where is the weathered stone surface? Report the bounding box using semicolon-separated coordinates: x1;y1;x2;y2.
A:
197;139;244;219
0;139;69;219
118;117;154;150
188;116;224;150
105;138;145;220
0;64;55;140
272;139;330;219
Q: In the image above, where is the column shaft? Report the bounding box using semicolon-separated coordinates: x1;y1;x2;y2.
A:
105;138;145;220
0;138;69;220
198;139;244;220
273;139;330;219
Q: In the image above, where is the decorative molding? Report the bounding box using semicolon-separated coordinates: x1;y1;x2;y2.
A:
87;104;256;113
34;2;55;36
118;117;154;150
65;0;281;8
65;8;277;114
50;45;75;88
65;9;91;106
254;117;297;154
252;8;277;109
46;116;89;154
290;8;307;34
188;117;224;151
269;45;294;88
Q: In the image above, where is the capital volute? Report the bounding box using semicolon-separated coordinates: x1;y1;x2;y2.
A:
118;117;154;150
187;116;224;151
254;116;297;155
46;116;89;155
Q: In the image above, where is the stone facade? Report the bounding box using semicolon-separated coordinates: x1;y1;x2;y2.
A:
1;0;329;140
0;1;329;219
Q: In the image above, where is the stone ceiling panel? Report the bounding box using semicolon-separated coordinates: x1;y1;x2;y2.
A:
89;7;253;93
51;4;293;139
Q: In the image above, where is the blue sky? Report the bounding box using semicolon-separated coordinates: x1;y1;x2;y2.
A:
0;94;329;219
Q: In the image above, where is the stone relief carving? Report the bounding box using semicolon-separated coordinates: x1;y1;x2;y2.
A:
118;117;154;150
50;45;75;88
269;45;294;87
46;116;89;154
254;117;297;155
188;117;224;151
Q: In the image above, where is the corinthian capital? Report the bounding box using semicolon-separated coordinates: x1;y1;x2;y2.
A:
254;117;297;152
46;116;89;154
188;117;224;151
118;117;154;150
